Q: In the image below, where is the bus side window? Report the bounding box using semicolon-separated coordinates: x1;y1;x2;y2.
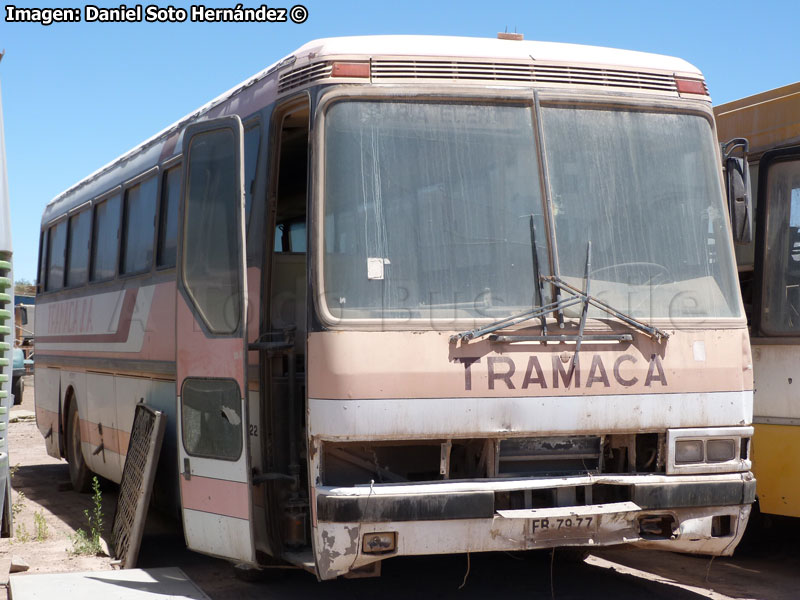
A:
45;221;66;291
91;194;121;281
244;124;261;229
65;209;91;287
121;175;157;275
761;158;800;334
183;128;242;334
38;228;49;292
157;165;181;269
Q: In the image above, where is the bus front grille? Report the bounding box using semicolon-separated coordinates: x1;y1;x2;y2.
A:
498;436;601;477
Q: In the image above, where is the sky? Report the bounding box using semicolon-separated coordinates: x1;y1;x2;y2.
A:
0;0;797;281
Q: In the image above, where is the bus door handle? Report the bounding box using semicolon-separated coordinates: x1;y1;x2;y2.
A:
183;458;191;481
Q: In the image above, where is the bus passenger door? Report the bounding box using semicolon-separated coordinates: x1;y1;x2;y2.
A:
175;116;255;563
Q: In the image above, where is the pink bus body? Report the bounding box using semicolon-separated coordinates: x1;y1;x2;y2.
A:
36;36;754;579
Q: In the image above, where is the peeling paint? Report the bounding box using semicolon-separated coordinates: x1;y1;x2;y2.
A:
317;525;360;580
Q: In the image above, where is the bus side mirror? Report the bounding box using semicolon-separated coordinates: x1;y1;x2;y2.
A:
722;138;752;245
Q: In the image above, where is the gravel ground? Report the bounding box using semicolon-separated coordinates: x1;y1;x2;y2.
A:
1;376;113;599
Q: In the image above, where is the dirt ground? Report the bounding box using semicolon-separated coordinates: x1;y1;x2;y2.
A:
3;376;800;600
1;376;113;597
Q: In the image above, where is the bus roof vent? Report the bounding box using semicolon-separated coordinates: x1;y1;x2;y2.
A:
278;61;333;93
370;60;679;93
277;59;684;95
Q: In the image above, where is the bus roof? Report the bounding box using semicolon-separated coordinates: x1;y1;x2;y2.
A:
714;81;800;155
43;35;703;224
293;35;700;73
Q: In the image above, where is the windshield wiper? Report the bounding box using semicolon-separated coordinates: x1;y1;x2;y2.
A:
451;241;670;350
450;214;580;344
449;295;582;343
530;214;549;337
541;274;670;343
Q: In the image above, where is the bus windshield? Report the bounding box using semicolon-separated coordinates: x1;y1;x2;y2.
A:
323;100;546;321
321;99;741;324
541;105;740;321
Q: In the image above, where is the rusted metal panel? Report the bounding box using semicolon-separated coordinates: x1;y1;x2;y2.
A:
309;392;752;441
314;501;751;579
715;82;800;156
318;490;494;522
751;344;800;420
111;404;166;568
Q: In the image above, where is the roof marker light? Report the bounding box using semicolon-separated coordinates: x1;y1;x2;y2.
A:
675;77;708;96
331;62;370;78
497;32;524;41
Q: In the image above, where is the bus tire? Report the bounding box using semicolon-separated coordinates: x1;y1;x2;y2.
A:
66;400;91;492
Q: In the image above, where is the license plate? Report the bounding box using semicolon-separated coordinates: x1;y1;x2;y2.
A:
530;515;598;539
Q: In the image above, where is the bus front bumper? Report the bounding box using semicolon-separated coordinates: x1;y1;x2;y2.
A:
313;472;755;579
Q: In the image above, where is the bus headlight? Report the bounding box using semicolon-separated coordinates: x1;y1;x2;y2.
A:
707;439;736;462
675;440;704;463
666;427;752;474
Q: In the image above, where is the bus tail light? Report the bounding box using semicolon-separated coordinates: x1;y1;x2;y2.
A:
331;62;370;78
675;77;708;96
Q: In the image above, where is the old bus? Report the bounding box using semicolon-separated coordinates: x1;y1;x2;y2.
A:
35;36;754;579
715;82;800;520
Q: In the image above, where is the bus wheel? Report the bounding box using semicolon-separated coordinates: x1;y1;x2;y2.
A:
66;401;91;492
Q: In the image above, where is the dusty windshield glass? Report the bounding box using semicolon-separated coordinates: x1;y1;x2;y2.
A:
322;100;547;322
540;105;741;320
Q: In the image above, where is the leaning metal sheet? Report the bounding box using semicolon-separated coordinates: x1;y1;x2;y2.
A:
111;404;166;568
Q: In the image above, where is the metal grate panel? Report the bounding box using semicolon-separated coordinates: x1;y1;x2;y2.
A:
278;61;333;93
111;403;166;568
371;60;679;93
277;58;684;95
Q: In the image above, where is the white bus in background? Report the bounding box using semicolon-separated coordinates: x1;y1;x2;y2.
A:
0;51;14;536
35;35;754;579
715;83;800;522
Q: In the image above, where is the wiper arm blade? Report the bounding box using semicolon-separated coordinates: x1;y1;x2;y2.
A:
571;242;593;369
450;295;582;344
529;214;548;338
542;275;670;342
